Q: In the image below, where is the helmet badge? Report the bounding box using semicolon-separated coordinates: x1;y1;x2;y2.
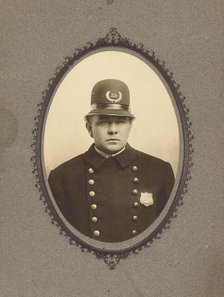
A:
105;91;122;103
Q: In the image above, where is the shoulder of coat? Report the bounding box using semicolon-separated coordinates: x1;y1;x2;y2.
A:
51;152;86;174
135;149;168;167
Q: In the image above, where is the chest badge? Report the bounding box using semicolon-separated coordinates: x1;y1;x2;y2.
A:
140;192;154;207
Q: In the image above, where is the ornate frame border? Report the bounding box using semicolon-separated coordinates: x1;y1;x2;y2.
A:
31;28;193;269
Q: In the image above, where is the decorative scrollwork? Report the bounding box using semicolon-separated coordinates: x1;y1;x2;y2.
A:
31;28;193;269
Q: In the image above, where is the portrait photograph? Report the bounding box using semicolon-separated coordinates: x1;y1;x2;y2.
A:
3;1;223;295
42;50;181;249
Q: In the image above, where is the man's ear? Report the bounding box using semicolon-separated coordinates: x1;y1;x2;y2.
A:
86;122;93;138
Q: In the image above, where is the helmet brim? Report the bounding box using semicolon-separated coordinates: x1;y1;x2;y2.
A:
85;108;135;120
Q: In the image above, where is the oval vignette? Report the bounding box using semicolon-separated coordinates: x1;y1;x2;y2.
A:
37;48;187;253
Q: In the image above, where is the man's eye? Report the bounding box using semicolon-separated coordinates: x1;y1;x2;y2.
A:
98;121;108;125
117;120;126;124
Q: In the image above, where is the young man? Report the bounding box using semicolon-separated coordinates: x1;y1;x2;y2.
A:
48;79;175;242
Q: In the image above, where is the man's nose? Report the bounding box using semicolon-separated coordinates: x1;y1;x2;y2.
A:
108;122;118;134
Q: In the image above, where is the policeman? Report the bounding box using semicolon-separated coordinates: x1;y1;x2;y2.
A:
48;79;175;242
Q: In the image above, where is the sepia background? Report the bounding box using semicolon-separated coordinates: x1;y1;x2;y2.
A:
44;51;179;176
1;1;223;297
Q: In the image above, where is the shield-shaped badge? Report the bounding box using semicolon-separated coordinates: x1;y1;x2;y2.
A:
140;192;154;207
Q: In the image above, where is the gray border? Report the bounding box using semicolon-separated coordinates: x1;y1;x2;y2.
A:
31;28;193;269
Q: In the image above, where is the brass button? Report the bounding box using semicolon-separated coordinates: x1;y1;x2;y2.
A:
89;191;95;197
133;202;139;208
88;168;94;174
132;230;137;235
88;179;95;185
91;216;97;223
133;177;139;183
132;189;138;195
93;230;100;237
132;215;138;221
132;165;138;172
91;204;97;210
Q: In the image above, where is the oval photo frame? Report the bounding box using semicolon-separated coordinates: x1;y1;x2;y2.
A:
32;28;193;269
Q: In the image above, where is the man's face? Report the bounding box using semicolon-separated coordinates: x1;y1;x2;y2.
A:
86;115;133;154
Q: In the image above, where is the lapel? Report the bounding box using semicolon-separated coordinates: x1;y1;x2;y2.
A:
83;143;138;169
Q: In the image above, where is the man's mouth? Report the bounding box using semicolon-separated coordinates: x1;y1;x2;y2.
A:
106;139;120;142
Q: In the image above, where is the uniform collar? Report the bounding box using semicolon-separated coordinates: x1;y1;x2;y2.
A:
94;146;125;159
84;143;138;169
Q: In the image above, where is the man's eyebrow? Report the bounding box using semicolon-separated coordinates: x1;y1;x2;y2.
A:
96;117;109;122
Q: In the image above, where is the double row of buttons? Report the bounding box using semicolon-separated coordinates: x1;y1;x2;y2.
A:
88;165;140;238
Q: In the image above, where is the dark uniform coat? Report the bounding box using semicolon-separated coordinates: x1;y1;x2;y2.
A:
48;144;175;242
